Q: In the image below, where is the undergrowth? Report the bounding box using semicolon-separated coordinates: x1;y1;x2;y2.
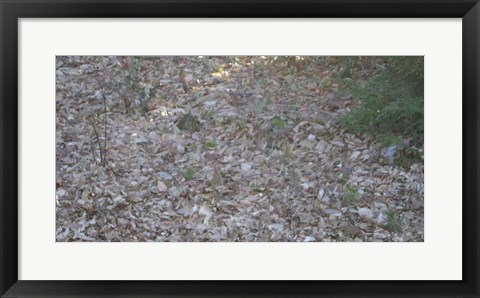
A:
385;209;402;233
338;57;424;166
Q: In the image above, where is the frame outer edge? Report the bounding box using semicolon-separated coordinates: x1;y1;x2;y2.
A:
0;0;4;293
463;2;480;297
0;1;19;297
1;0;479;297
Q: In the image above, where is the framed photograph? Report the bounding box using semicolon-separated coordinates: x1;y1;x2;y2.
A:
1;0;478;297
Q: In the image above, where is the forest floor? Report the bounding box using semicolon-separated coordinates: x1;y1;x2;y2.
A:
56;56;424;242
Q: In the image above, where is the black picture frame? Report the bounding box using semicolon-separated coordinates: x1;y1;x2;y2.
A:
1;1;479;297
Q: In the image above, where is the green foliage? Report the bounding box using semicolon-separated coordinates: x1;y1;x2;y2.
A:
339;57;424;164
394;145;423;168
338;57;357;78
338;172;349;186
252;187;265;193
271;116;287;129
177;113;200;132
183;167;197;181
102;56;159;116
342;185;360;206
385;209;402;233
203;140;216;150
377;133;401;146
283;143;293;161
387;56;424;95
319;77;333;88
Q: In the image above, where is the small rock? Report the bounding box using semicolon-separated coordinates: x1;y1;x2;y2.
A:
112;195;124;203
381;145;398;163
56;188;66;197
358;207;374;219
94;90;102;100
410;197;424;210
176;143;185;154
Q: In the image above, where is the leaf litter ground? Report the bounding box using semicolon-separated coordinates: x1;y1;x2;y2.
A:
56;56;423;242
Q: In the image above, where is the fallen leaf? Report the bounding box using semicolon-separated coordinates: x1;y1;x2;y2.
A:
241;163;252;171
351;151;361;161
199;205;213;217
157;181;168;192
303;236;316;242
126;196;143;203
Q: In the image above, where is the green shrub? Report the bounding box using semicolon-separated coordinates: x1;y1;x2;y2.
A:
338;172;349;186
177;113;200;132
385;209;402;233
183;167;197;181
271;116;287;129
343;185;360;206
203;140;217;150
339;57;424;162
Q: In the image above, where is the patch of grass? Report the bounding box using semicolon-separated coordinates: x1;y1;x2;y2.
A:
271;117;287;129
262;129;271;140
338;173;349;186
319;76;333;88
203;140;217;150
202;110;215;121
338;56;358;79
339;78;423;143
394;146;424;168
214;118;223;126
385;209;402;233
190;143;198;152
342;185;360;206
378;133;402;146
177;113;200;132
213;63;225;73
283;143;293;161
252;187;265;193
183;167;197;181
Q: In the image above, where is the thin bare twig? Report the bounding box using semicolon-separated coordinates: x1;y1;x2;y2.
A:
94;63;109;167
88;116;103;165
